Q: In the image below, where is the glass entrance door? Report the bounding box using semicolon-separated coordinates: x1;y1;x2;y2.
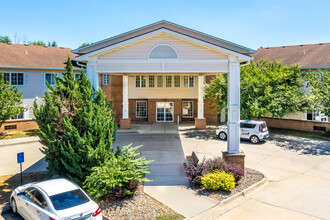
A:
156;102;174;122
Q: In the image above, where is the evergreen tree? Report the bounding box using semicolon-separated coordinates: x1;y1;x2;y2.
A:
0;35;12;43
33;57;117;184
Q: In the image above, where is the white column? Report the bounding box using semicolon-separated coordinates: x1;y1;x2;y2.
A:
197;75;204;119
86;58;99;91
227;58;241;154
122;75;129;119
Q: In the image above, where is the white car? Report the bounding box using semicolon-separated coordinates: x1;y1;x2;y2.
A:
10;178;102;220
216;120;269;144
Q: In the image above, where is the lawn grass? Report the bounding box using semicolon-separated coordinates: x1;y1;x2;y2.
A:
0;129;39;140
156;214;185;220
0;171;51;206
269;128;330;141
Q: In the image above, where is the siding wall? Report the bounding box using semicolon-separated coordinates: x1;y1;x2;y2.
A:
97;33;229;73
99;33;227;60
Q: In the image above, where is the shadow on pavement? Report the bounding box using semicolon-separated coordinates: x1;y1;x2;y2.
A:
270;134;330;155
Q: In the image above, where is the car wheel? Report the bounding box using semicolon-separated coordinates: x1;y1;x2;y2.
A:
250;135;260;144
219;132;227;140
11;198;18;214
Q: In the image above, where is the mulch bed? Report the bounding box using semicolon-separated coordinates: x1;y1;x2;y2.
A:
194;168;264;201
99;186;183;220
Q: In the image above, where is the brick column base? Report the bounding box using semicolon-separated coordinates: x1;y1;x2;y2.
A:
195;118;206;130
222;151;245;171
120;118;131;129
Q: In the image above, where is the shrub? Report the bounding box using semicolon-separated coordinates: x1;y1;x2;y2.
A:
185;157;228;187
185;160;208;188
325;130;330;137
201;170;235;191
84;145;153;200
226;163;244;182
204;157;227;173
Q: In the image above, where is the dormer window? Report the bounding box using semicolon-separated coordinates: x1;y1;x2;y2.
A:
149;44;178;59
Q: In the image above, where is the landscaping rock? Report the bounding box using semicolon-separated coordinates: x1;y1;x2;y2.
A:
195;168;264;201
99;186;180;220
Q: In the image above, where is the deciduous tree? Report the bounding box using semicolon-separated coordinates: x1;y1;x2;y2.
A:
0;72;24;125
204;59;307;119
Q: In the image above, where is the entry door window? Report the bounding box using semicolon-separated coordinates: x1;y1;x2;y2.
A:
156;102;174;122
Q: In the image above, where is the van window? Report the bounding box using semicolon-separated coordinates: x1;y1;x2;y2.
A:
240;123;256;129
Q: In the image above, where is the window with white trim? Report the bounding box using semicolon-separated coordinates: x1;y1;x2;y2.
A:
165;76;172;88
3;73;24;85
11;111;24;120
183;76;194;88
135;76;146;88
157;76;163;87
148;76;155;87
182;101;193;118
102;74;109;85
45;73;56;85
174;76;180;88
136;101;147;118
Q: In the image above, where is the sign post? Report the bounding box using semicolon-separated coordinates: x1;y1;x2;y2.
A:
17;152;24;185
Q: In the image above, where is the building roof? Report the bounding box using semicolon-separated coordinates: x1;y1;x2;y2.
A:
72;20;256;55
0;43;80;69
252;43;330;69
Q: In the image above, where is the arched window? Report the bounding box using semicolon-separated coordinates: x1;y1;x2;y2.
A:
148;44;178;59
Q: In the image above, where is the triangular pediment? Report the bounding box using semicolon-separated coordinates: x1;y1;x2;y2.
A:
97;32;228;60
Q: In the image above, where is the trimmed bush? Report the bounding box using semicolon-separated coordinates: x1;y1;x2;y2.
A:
84;145;153;200
204;157;227;173
226;163;244;182
201;170;235;191
185;160;208;188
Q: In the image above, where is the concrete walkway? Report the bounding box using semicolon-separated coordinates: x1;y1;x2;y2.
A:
113;126;219;218
178;125;330;220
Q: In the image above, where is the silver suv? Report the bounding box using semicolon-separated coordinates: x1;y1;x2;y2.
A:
216;120;269;144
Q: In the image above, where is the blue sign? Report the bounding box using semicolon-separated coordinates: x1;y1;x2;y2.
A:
17;152;24;164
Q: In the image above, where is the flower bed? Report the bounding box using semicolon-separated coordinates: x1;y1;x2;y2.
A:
185;157;264;201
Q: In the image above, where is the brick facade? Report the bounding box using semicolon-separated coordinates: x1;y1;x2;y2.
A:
100;74;220;127
0;119;39;132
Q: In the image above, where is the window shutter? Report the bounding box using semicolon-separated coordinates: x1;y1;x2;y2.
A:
41;73;45;85
24;73;28;85
57;73;63;78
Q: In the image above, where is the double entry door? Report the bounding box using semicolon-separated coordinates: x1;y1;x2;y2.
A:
156;102;174;122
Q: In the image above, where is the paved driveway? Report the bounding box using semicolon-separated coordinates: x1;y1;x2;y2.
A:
178;126;330;220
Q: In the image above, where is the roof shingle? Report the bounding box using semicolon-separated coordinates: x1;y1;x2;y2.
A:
252;43;330;68
0;43;79;69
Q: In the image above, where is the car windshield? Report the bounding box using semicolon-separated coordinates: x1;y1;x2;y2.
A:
49;189;89;211
260;123;268;132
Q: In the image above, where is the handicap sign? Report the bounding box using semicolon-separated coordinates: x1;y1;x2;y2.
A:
17;152;24;163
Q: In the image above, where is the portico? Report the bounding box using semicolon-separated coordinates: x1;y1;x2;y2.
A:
73;20;255;158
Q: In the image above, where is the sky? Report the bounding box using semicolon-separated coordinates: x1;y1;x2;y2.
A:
1;0;330;50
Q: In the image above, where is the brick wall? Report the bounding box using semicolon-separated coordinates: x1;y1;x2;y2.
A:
100;75;123;123
258;117;330;132
204;75;220;124
0;119;39;132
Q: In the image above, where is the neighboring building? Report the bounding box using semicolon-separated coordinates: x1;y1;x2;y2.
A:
0;43;80;132
73;20;255;129
252;43;330;132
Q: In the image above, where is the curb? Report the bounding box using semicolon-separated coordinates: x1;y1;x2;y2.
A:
0;203;11;214
190;176;267;219
0;138;39;147
219;177;267;206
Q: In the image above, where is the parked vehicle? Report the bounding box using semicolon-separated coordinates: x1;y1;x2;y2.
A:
216;120;269;144
10;178;102;220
